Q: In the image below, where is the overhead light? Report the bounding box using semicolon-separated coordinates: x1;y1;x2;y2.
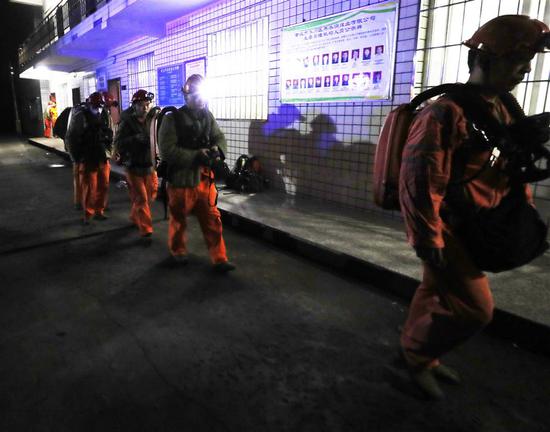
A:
20;65;69;80
9;0;43;6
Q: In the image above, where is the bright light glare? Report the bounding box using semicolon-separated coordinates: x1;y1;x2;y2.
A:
9;0;42;5
19;66;91;83
197;80;212;102
48;164;66;168
20;66;67;80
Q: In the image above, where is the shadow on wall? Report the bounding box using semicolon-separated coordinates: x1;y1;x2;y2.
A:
248;104;305;192
248;105;375;206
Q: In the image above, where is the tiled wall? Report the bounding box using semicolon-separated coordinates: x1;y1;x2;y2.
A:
81;0;420;215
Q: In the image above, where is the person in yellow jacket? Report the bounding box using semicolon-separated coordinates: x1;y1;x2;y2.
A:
158;74;235;272
44;99;57;138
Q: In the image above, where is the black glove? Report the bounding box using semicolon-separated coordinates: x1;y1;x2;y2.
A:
506;113;550;157
414;246;446;269
196;148;212;166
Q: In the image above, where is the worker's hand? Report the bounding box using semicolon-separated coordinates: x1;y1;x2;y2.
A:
414;246;446;269
196;148;212;166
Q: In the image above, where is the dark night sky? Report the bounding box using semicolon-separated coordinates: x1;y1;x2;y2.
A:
1;1;40;134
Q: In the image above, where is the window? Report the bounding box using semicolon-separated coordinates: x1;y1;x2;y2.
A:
83;74;96;99
207;17;269;120
127;52;156;105
414;0;550;212
414;0;550;114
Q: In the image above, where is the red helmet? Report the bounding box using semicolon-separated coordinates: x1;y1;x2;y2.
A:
182;74;204;95
131;89;154;103
88;92;105;108
463;15;550;59
101;91;119;108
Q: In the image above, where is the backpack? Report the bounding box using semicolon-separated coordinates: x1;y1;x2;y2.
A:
53;107;72;140
374;83;549;271
226;154;268;193
373;83;467;210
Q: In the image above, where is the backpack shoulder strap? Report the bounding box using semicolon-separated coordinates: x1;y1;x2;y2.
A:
499;92;526;121
409;83;466;110
157;106;183;144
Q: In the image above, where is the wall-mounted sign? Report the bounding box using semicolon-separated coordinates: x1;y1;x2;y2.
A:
280;0;399;103
96;67;107;91
184;57;207;83
157;64;184;106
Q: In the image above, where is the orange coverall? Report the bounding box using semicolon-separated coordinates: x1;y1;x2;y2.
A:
127;171;158;236
66;107;113;222
399;95;530;369
114;107;158;236
79;161;110;220
167;168;227;263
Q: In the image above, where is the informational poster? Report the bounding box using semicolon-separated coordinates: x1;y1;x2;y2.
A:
157;64;184;106
95;67;107;91
184;57;207;83
280;0;399;103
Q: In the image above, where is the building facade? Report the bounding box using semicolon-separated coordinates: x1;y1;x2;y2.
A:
18;0;550;221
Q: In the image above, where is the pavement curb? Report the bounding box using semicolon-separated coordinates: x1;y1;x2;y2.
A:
28;138;127;181
27;137;550;358
219;207;550;359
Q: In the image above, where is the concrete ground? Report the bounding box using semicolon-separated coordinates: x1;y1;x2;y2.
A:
29;136;550;336
1;136;550;432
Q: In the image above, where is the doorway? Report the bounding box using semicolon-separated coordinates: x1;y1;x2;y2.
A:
72;87;81;106
107;78;122;131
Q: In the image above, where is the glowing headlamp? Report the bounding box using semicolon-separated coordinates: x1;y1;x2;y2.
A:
184;81;210;102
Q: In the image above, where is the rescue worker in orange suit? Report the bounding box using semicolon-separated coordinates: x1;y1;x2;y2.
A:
66;92;114;224
114;90;158;237
158;74;235;272
399;15;549;399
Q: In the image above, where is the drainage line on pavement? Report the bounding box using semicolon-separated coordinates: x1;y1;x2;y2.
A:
0;224;137;257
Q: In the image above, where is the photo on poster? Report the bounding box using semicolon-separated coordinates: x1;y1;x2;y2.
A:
342;74;350;86
341;50;349;63
363;47;372;60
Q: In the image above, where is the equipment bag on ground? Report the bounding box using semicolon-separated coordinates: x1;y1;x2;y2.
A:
225;154;268;193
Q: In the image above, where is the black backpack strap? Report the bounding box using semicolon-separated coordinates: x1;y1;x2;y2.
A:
409;83;466;110
499;92;526;121
156;106;181;220
158;106;183;143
